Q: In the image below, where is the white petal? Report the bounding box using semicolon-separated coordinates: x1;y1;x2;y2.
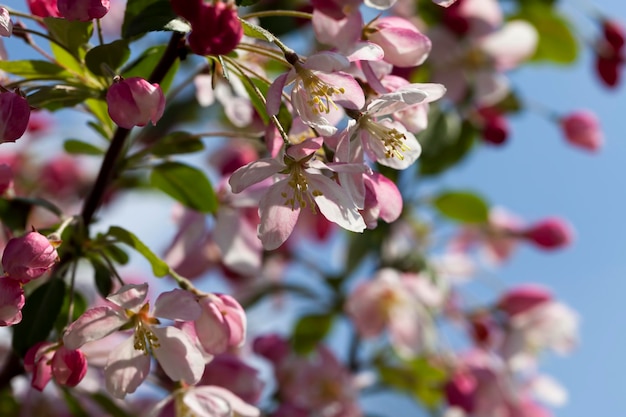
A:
107;283;149;311
187;386;260;417
104;337;150;399
63;306;127;349
258;180;301;250
152;326;205;385
229;159;283;193
308;174;366;233
365;0;397;9
480;20;538;71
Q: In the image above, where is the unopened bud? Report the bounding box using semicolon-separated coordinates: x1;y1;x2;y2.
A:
2;231;58;283
0;92;31;144
106;77;165;129
497;284;552;316
52;346;88;387
561;110;603;152
58;0;110;21
523;218;573;250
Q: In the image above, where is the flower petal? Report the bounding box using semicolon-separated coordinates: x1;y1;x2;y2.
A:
153;289;201;321
63;306;127;350
229;159;283;193
104;337;151;399
107;283;149;311
258;180;301;250
152;326;205;385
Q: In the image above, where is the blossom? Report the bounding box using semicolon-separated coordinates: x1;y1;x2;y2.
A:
57;0;110;21
522;218;574;250
2;231;58;283
229;137;366;250
267;51;365;136
560;110;603;152
106;77;165;129
26;0;61;18
63;284;206;398
340;83;445;169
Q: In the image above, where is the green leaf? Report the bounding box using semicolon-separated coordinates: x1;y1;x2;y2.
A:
150;131;205;156
26;85;100;111
150;162;218;213
0;198;32;231
51;42;85;76
121;45;179;92
91;257;114;298
55;290;87;333
106;226;170;277
511;4;578;64
433;190;490;224
85;40;131;76
122;0;190;39
291;313;334;355
13;279;66;356
89;392;134;417
0;60;71;79
101;244;130;265
64;139;104;155
418;108;477;176
43;17;92;57
241;19;278;43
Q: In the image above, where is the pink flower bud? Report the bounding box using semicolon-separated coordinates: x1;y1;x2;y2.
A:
51;346;87;387
366;17;432;67
2;232;58;283
560;110;603;152
186;2;244;56
444;372;477;413
603;20;625;53
58;0;110;21
0;278;24;326
194;294;246;355
24;342;55;391
479;108;509;146
253;334;291;364
497;285;552;316
0;92;31;144
106;77;165;129
522;218;573;250
27;0;61;18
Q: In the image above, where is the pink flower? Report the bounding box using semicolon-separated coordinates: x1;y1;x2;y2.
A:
0;92;31;144
365;16;432;67
229;137;366;250
522;218;574;250
560;110;603;152
58;0;110;21
345;268;443;356
0;278;24;326
106;77;165;129
187;1;243;56
267;52;365;136
2;231;58;283
63;284;206;398
195;294;246;355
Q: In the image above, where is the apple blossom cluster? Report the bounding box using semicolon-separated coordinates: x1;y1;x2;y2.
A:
0;0;614;416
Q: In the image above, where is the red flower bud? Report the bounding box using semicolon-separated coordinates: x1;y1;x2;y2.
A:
2;232;58;283
24;342;55;391
186;2;243;56
478;107;509;146
522;218;573;250
603;20;626;52
26;0;61;18
561;110;603;152
0;92;31;144
497;284;552;316
58;0;110;21
444;372;477;413
106;77;165;129
52;346;88;387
